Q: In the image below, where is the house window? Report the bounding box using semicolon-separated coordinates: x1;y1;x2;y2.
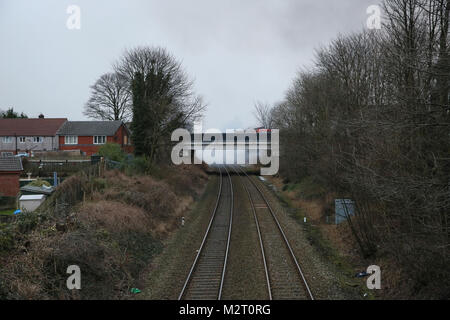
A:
2;136;12;143
33;136;43;143
94;136;106;145
65;136;78;145
19;137;26;143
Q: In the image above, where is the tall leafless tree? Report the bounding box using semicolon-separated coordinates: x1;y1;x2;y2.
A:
84;73;132;121
253;101;274;128
263;0;450;298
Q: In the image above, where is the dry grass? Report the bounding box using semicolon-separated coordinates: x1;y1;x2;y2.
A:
90;166;208;239
0;164;209;300
76;201;151;233
267;175;433;299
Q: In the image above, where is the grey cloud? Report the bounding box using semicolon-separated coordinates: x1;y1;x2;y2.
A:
0;0;378;130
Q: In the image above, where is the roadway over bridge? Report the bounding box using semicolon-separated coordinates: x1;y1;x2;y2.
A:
182;132;277;150
171;131;279;166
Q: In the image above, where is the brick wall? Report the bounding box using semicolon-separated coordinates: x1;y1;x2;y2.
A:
59;136;105;156
0;172;20;197
58;124;134;156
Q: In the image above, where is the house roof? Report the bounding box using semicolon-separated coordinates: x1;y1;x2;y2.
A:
57;121;124;136
0;157;23;172
19;194;46;201
20;185;55;196
0;118;67;136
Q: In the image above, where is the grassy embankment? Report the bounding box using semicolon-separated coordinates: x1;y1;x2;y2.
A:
264;175;373;298
0;164;209;299
139;172;219;299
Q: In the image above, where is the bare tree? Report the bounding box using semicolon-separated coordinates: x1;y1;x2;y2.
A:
253;101;274;128
84;73;132;121
267;0;450;298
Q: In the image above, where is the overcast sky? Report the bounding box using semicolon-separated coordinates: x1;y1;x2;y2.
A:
0;0;377;130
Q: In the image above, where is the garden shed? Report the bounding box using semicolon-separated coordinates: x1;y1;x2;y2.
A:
19;194;46;212
0;157;23;197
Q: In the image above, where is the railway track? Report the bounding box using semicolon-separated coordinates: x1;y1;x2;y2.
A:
179;166;234;300
233;165;314;300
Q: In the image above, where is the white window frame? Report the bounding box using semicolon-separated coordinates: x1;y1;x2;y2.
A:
2;136;13;144
93;136;106;145
65;136;78;145
19;137;26;143
33;136;43;143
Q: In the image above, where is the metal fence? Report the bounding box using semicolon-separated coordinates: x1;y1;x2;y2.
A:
23;160;93;177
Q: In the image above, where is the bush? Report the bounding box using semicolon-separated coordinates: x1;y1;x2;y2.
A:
91;178;107;192
0;223;15;252
294;177;326;200
124;156;152;175
0;196;16;211
15;211;40;234
39;173;88;215
98;143;126;162
0;161;209;299
43;230;114;299
103;184;177;219
76;201;150;233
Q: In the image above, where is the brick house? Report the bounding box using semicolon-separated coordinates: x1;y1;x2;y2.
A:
57;121;133;156
0;117;67;157
0;157;23;197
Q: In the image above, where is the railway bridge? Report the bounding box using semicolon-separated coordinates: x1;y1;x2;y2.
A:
172;131;279;166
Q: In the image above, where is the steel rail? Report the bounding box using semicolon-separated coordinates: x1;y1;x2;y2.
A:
218;166;234;300
235;165;314;300
178;167;223;300
178;165;234;300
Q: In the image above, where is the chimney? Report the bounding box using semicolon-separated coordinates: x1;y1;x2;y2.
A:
38;114;45;119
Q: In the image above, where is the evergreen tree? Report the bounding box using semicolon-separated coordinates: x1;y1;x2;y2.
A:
131;66;188;162
1;108;28;118
117;47;204;163
131;72;147;157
